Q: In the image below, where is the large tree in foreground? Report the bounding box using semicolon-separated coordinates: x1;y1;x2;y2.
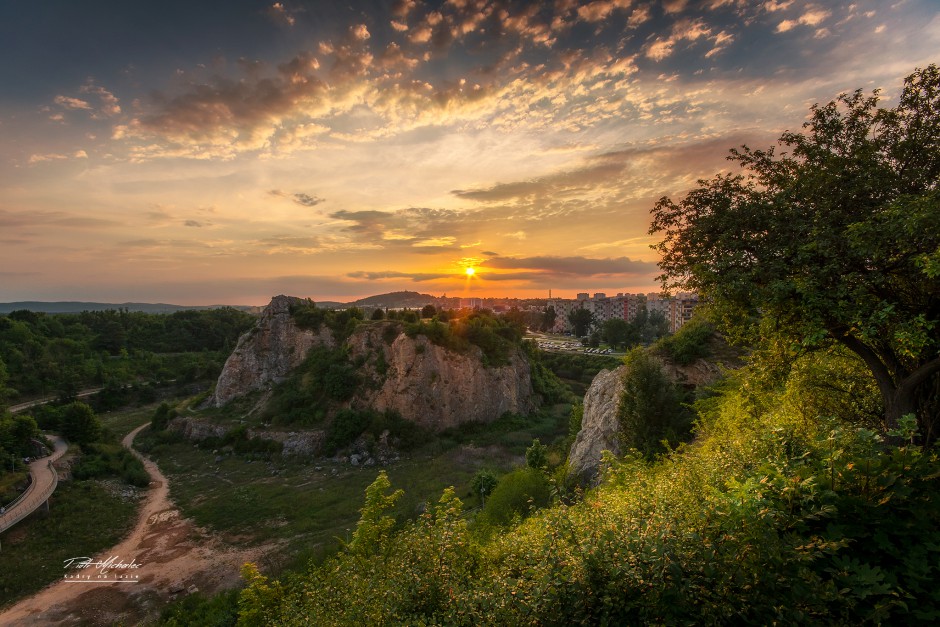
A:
650;65;940;439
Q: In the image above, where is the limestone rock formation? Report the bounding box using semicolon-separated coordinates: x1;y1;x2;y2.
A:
568;351;733;484
346;324;534;430
211;295;335;406
209;296;535;432
567;365;626;484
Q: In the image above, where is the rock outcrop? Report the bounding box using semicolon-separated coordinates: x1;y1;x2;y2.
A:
345;324;534;430
209;295;535;432
211;295;336;406
568;354;730;484
567;365;626;484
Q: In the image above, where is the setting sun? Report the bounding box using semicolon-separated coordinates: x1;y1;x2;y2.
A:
465;267;476;277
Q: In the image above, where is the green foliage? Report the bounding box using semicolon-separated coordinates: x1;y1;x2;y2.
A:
347;470;403;556
266;347;359;426
324;409;374;455
522;340;571;404
478;466;551;528
59;401;102;444
289;300;364;342
370;308;385;321
655;317;714;365
160;588;240;627
0;413;39;459
618;348;693;459
151;401;177;431
421;304;437;319
470;468;498;504
0;307;253;401
525;438;548;470
71;442;150;487
567;307;595;337
650;65;940;435
405;310;525;367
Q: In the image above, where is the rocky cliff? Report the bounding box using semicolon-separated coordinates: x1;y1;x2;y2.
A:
210;295;534;431
345;324;534;430
567;365;626;484
568;353;731;484
211;295;336;406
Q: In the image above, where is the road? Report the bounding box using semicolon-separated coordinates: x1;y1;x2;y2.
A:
0;435;68;534
8;388;104;415
0;423;272;625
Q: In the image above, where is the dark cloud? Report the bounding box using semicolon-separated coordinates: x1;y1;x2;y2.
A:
347;270;451;281
483;255;657;276
269;189;324;207
292;193;323;207
184;220;204;227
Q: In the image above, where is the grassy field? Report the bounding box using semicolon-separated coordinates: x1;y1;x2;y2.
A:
134;402;572;568
0;480;139;608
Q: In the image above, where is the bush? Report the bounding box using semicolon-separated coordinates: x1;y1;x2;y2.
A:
655;317;713;365
617;348;693;459
478;467;551;528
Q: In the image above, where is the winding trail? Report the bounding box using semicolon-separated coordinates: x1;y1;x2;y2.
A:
0;436;68;534
0;423;269;625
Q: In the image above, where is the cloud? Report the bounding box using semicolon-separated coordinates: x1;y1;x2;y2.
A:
28;153;70;164
269;189;324;207
483;255;656;277
184;220;205;227
54;95;91;110
267;2;297;27
776;7;831;33
347;270;451;281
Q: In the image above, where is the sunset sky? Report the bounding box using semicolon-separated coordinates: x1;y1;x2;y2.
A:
1;0;937;305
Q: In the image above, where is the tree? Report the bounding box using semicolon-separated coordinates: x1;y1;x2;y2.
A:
602;318;631;349
525;439;548;470
567;307;594;337
618;348;692;458
421;304;437;319
542;306;557;332
470;468;498;507
650;65;940;439
59;401;102;444
370;308;386;321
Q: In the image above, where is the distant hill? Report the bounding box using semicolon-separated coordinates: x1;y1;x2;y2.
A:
0;302;261;314
346;291;440;309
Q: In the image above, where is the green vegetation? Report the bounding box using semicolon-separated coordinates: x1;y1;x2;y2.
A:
0;412;39;476
232;349;940;625
219;66;940;626
537;350;621;396
265;347;359;427
405;310;525;367
288;300;364;341
0;480;138;608
651;64;940;438
653;316;714;365
0;307;254;403
617;348;693;459
71;442;149;487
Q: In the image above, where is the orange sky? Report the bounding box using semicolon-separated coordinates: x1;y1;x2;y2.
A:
1;0;937;304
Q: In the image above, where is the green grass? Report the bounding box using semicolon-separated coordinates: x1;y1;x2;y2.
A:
0;480;139;608
0;471;30;508
98;400;177;439
135;404;572;566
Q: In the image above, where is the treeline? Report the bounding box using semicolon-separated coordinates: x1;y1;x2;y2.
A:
0;308;255;401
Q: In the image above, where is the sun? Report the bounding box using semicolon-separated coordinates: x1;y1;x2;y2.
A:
465;267;476;277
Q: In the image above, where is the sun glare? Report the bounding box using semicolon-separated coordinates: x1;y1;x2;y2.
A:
465;267;475;276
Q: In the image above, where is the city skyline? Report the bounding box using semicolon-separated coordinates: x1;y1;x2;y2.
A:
1;0;937;305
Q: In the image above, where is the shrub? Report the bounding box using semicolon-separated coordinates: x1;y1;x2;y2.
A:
478;467;551;528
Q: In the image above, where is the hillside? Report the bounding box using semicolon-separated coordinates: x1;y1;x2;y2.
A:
0;301;261;314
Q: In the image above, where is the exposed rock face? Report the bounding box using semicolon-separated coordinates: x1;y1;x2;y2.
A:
168;416;229;441
568;353;731;484
211;295;335;406
210;296;534;432
346;325;534;430
567;365;626;484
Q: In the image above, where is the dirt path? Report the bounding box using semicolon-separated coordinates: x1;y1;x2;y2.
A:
0;423;270;626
